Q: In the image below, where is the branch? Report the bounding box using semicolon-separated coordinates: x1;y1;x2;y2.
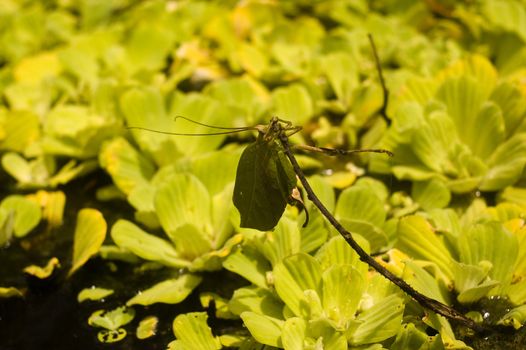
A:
368;34;390;125
278;132;489;333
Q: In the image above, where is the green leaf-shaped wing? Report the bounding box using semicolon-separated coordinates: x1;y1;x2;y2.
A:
233;139;296;231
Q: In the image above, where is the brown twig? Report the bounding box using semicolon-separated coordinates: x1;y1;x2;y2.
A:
278;131;488;333
368;34;390;125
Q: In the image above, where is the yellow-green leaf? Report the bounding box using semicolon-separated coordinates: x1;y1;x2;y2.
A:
0;287;24;298
78;287;114;303
24;257;60;279
68;208;107;277
127;275;202;306
136;316;158;339
0;195;42;237
172;312;222;350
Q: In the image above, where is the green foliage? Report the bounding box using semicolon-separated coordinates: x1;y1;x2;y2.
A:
126;275;202;306
169;312;221;350
23;257;60;279
371;55;526;193
68;208;107;277
88;306;135;343
1;1;526;349
136;316;158;340
78;287;114;303
0;194;41;238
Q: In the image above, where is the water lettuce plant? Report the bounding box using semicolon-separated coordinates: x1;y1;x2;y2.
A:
1;1;526;349
370;55;526;194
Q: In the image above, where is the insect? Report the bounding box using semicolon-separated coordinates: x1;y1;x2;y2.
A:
128;117;488;332
128;116;392;231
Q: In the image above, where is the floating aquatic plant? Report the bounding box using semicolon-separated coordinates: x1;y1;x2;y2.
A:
370;55;526;194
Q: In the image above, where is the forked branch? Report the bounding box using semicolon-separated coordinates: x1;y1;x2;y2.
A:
278;132;488;333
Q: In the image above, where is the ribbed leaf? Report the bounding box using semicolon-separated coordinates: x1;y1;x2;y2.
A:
259;217;301;267
322;265;365;327
347;294;404;345
452;261;492;294
190;150;239;196
335;186;386;224
168;92;232;156
223;247;270;289
403;261;449;304
127;275;202;306
483;0;526;42
412;178;451;211
88;306;135;331
0;195;41;237
126;25;175;71
335;185;387;251
136;316;158;340
299;210;329;254
1;152;32;184
78;287;114;303
69;209;107;277
315;235;368;275
396;215;454;281
155;173;212;243
323;52;358;108
458;222;518;285
490;82;526;137
340;219;388;253
228;286;283;319
172;313;221;350
436;76;488;153
170;224;212;261
411;110;458;174
282;317;307;350
469;102;505;160
271;84;313;125
498;305;526;330
273;253;322;317
240;312;284;348
111;219;190;268
457;280;500;304
99;137;155;195
0;110;39;152
204;77;269;122
390;323;434;350
121;87;179;165
481;133;526;191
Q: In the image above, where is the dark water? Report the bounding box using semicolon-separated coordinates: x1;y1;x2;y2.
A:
0;174;245;350
0;260;245;350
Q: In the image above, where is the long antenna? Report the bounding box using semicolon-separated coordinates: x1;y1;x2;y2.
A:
172;116;256;131
127;115;259;136
126;126;253;136
294;144;393;157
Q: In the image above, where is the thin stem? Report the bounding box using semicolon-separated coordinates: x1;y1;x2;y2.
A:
368;34;390;125
278;132;488;333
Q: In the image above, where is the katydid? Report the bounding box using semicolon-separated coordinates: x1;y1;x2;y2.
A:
129;116;487;333
129;116;389;231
